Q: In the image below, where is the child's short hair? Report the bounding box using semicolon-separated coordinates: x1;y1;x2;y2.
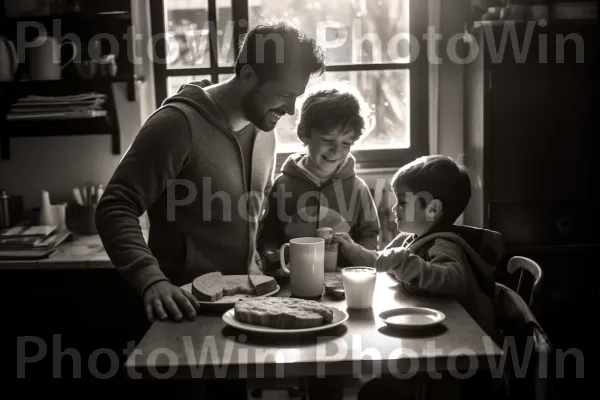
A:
295;81;372;142
390;155;472;225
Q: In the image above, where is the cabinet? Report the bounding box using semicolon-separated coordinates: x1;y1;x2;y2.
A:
463;21;599;250
464;24;600;388
0;0;144;160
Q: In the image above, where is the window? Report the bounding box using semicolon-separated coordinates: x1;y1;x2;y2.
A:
151;0;428;169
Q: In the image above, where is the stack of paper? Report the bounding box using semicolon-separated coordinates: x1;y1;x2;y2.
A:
0;225;72;259
7;92;108;121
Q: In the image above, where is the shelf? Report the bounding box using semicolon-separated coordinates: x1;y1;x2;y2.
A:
0;76;124;160
13;75;145;101
0;1;134;161
1;115;120;160
15;74;144;84
5;11;131;24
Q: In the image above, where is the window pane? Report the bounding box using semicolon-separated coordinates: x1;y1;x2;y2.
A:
216;0;235;66
274;70;410;153
164;0;210;68
219;73;235;82
167;75;210;97
248;0;410;65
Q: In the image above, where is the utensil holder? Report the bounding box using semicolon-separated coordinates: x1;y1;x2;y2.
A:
66;202;97;234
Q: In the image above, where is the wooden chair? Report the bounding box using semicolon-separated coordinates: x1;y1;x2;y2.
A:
494;282;553;400
507;256;543;311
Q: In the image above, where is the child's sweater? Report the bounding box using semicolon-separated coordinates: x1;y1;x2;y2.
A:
257;153;380;269
375;225;503;339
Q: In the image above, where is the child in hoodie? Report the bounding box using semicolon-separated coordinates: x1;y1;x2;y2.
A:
335;155;506;399
257;80;380;274
334;155;502;338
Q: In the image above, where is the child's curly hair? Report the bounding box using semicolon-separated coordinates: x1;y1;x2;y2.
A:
295;80;373;142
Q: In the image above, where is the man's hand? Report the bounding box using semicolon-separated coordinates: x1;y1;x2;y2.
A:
143;281;201;322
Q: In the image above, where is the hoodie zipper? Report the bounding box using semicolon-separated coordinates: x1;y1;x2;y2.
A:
223;126;254;272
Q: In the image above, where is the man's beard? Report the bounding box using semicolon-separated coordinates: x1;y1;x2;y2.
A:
241;87;285;131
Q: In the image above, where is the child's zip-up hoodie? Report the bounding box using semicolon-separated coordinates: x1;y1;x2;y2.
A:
258;152;380;268
375;225;503;340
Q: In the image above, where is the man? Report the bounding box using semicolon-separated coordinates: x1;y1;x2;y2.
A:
95;19;325;323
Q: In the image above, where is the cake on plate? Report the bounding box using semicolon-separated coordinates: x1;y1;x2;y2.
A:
234;297;335;329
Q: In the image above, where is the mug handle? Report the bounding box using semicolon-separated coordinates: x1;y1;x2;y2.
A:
7;39;19;78
61;41;78;70
279;243;291;274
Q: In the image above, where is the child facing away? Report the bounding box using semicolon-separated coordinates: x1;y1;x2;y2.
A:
257;80;380;273
334;155;506;399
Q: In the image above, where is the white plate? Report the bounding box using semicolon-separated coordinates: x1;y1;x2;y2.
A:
181;283;280;306
378;307;445;330
222;307;349;335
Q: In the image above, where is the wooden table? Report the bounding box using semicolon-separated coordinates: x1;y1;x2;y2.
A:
125;272;503;381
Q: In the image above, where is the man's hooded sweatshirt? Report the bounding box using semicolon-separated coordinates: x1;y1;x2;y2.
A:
258;152;380;268
95;80;276;296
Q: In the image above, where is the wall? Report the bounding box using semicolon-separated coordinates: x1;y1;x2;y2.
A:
0;0;155;211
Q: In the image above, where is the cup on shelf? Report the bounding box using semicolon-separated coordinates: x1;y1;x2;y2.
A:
27;35;77;81
75;59;98;79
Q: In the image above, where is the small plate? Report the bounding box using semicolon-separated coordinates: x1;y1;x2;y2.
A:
222;307;349;335
181;283;280;307
378;307;445;330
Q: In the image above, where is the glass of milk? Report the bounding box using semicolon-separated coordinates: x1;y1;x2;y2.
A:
341;267;377;309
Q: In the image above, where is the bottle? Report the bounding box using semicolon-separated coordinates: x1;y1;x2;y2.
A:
39;190;55;226
0;190;11;229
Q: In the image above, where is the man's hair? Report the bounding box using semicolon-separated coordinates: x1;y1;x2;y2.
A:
235;19;326;83
295;81;372;142
390;155;472;225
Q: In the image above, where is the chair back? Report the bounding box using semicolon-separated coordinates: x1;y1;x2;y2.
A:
494;283;553;400
507;256;544;313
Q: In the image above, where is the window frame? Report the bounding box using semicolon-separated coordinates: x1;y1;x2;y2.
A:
150;0;429;170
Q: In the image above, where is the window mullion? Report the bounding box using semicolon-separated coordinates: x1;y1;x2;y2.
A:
232;0;249;63
150;0;167;107
207;0;218;82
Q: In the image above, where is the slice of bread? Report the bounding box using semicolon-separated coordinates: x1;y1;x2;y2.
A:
192;271;223;302
248;274;278;295
190;273;278;302
234;297;335;329
222;275;255;296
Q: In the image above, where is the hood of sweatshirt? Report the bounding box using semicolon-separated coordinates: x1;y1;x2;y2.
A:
408;225;503;299
161;79;241;134
280;152;357;186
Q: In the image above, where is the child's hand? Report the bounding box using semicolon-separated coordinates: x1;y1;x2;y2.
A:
333;232;378;268
332;232;358;253
264;250;281;265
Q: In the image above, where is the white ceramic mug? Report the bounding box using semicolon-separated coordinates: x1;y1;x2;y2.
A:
27;35;77;80
280;237;325;299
